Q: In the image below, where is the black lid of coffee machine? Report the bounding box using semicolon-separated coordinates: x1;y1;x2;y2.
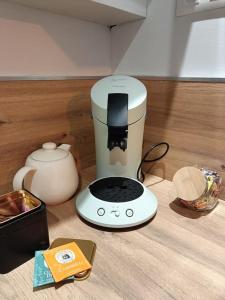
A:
107;93;128;151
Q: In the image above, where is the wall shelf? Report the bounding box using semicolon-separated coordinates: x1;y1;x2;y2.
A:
6;0;147;25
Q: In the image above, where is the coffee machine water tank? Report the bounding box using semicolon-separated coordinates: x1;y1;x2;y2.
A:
91;75;147;179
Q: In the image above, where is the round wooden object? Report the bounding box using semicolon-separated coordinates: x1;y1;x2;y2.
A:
173;166;207;201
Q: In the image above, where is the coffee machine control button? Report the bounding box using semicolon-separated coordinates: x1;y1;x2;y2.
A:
126;209;134;217
115;210;120;217
111;210;120;217
97;208;105;216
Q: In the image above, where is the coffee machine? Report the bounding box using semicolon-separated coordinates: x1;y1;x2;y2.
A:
91;75;146;179
76;75;158;228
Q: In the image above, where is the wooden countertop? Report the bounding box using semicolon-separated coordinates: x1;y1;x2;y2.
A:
1;166;225;300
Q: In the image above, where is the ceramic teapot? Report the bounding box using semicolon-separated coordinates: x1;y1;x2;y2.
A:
13;142;79;205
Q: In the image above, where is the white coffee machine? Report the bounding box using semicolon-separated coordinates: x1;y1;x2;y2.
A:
91;75;146;179
76;75;158;228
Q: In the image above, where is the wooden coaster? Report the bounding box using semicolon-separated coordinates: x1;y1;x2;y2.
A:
173;166;207;201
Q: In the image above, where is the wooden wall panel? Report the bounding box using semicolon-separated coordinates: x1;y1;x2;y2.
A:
0;79;97;193
0;78;225;198
141;79;225;197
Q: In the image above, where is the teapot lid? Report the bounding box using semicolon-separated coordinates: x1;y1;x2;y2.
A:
31;142;69;162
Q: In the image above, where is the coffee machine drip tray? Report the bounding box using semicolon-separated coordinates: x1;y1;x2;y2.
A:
76;177;158;229
89;177;144;203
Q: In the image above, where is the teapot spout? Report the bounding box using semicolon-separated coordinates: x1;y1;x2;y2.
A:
57;144;71;152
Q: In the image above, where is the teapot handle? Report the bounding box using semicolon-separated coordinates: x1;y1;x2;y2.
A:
13;166;36;191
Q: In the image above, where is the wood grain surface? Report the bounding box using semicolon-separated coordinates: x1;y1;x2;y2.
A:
173;166;207;201
1;167;225;300
0;79;96;194
0;79;225;198
141;79;225;198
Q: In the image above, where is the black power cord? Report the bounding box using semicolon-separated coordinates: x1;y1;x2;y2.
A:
137;142;170;182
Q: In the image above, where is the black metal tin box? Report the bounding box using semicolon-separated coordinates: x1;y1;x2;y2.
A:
0;190;49;273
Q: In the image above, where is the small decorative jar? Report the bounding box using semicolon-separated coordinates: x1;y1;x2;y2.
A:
173;166;222;211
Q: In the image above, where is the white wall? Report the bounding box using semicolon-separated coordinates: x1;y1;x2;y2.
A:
94;0;147;16
1;0;225;78
111;0;225;78
0;1;111;76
